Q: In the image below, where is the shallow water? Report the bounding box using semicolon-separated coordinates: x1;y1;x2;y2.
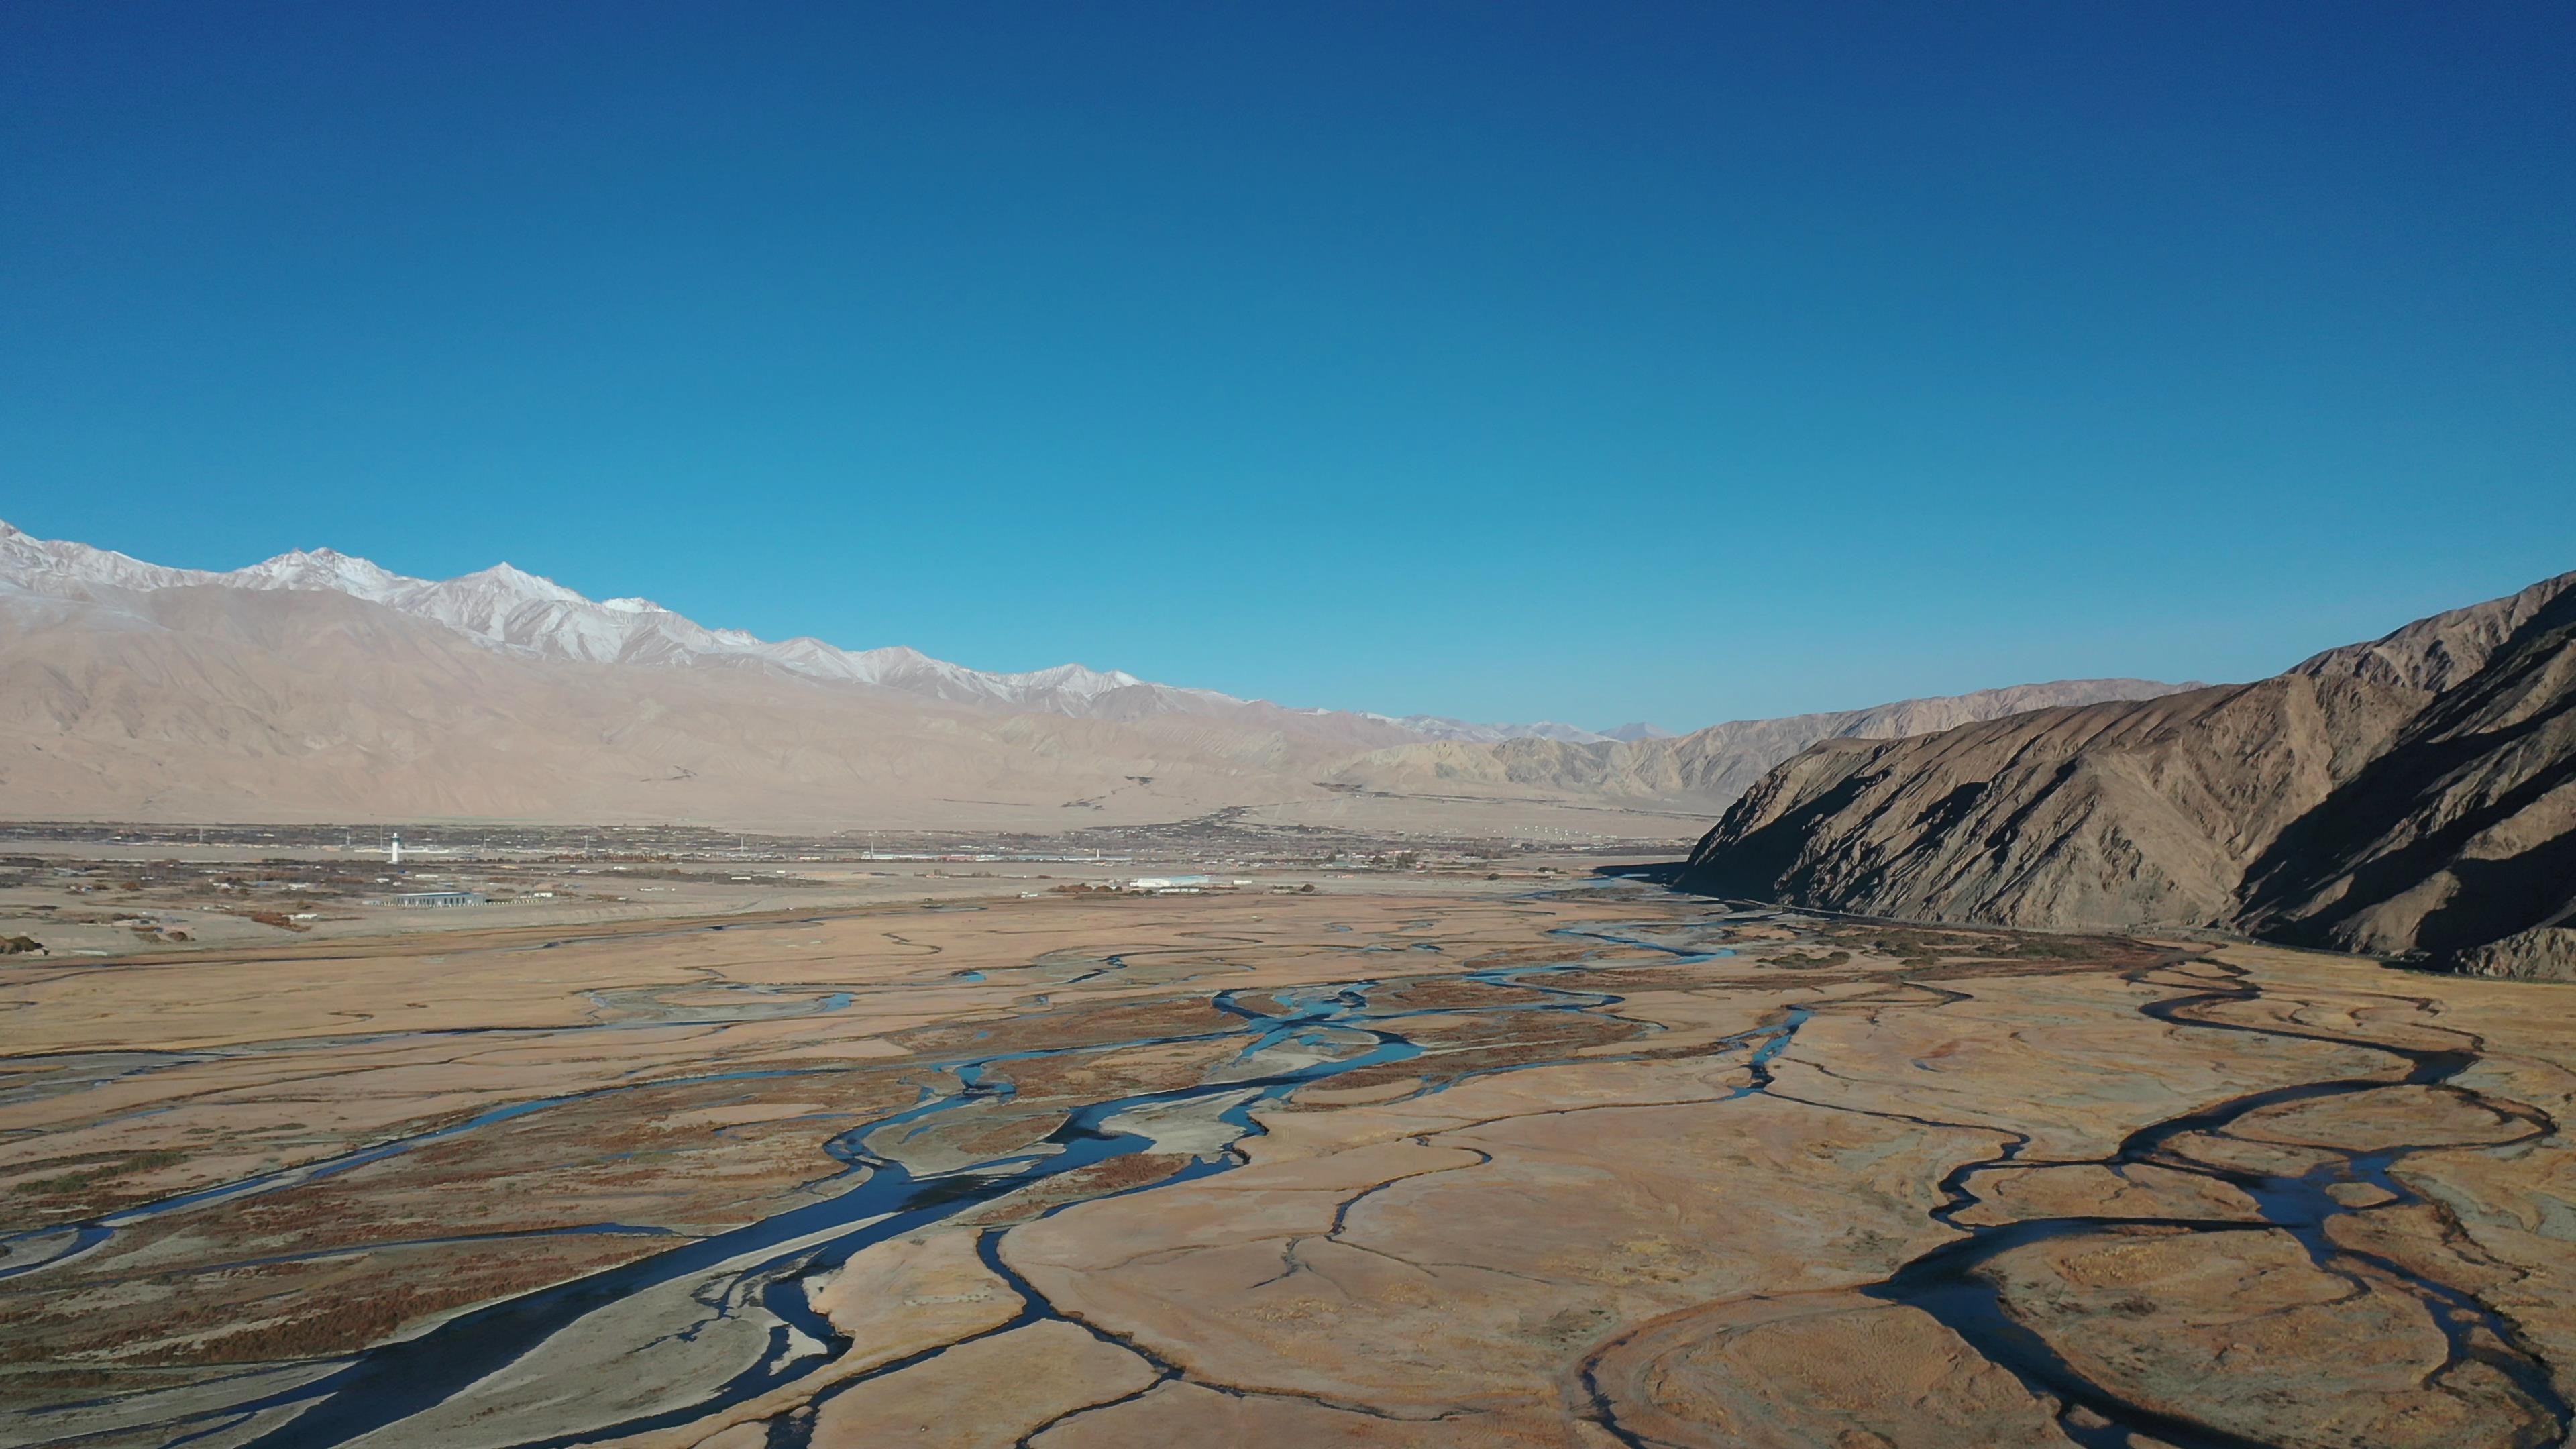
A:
28;916;1759;1447
1862;959;2569;1449
15;909;2563;1449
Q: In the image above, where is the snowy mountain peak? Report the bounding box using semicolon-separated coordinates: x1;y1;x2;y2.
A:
0;520;1269;722
0;521;211;592
0;518;1621;737
235;547;406;598
1002;663;1144;697
453;562;588;604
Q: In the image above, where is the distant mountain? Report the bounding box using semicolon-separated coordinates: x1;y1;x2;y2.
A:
1334;679;2194;810
1682;572;2576;979
0;523;1218;718
0;522;1656;742
0;583;1417;830
1604;722;1674;742
0;519;2208;833
1380;716;1614;745
0;521;1447;826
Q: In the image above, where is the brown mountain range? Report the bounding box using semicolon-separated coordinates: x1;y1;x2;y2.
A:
0;524;2186;835
1326;679;2188;810
0;584;1412;830
1682;572;2576;978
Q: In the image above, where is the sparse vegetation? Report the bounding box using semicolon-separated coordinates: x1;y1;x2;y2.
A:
10;1149;186;1198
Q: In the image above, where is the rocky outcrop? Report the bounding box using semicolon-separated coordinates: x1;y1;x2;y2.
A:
1682;573;2576;975
2449;928;2576;982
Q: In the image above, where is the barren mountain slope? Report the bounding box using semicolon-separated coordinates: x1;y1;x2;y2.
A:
1682;572;2576;976
0;520;1549;741
0;585;1407;828
0;521;2210;834
1333;678;2189;808
2241;582;2576;971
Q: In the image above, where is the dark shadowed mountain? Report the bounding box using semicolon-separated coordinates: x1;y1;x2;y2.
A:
1682;572;2576;979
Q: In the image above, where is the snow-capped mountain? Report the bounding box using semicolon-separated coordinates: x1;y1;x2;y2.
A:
0;521;1580;731
0;519;2202;831
0;522;1219;717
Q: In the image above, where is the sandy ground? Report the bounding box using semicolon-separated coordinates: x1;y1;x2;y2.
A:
2;881;2571;1448
0;839;1637;960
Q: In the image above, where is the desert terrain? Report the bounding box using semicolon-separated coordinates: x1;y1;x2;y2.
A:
11;8;2569;1446
5;866;2572;1448
0;519;2176;834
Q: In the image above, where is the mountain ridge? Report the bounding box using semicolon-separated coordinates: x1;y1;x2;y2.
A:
0;522;1193;718
1;519;2202;835
0;521;1695;741
1681;570;2576;978
1334;678;2197;808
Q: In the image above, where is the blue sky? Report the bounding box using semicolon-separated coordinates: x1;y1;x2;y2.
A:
5;3;2570;729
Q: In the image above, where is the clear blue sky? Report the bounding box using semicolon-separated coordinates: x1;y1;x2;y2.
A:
5;3;2569;729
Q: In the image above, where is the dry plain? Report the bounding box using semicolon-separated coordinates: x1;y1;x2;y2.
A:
3;876;2573;1449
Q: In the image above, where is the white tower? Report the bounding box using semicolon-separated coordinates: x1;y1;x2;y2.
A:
388;833;404;867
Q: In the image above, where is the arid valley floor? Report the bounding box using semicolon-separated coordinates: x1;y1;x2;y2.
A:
5;867;2575;1448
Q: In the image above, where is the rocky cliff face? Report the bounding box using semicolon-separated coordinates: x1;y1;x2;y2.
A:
1682;573;2576;979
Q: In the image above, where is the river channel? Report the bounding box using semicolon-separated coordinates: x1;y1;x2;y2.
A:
8;900;2567;1448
